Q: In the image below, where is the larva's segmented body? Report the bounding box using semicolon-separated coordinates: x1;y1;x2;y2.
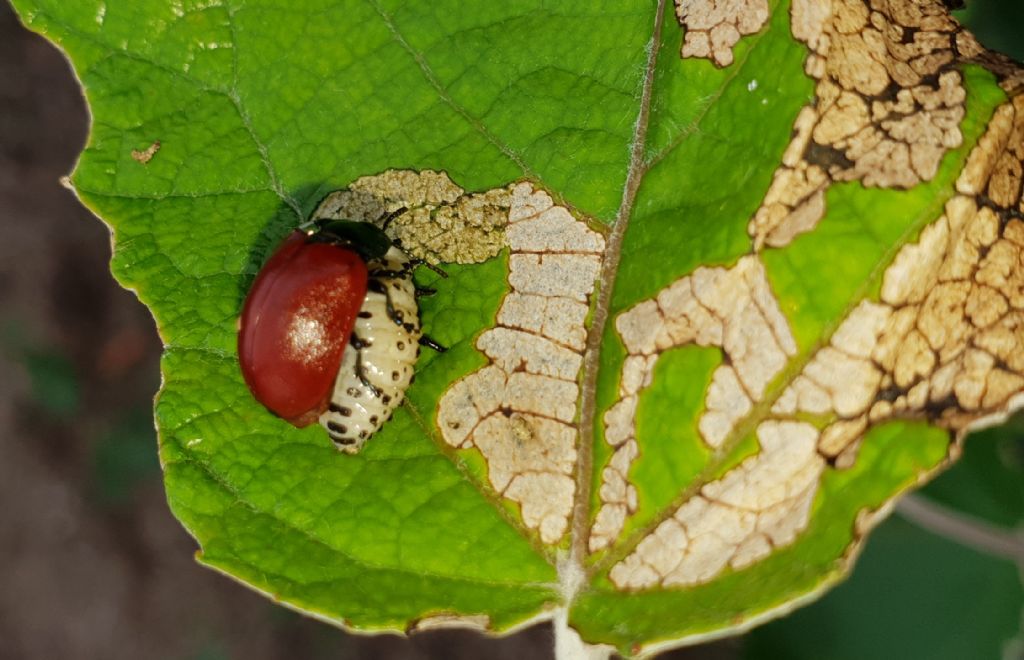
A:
319;245;421;452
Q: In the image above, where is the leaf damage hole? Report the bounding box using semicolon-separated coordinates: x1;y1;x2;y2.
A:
674;0;770;68
750;0;982;249
776;94;1024;466
603;90;1024;590
131;140;161;164
314;169;512;265
591;255;798;553
436;182;605;544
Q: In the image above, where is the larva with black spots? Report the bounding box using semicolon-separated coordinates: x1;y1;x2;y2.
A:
320;244;424;452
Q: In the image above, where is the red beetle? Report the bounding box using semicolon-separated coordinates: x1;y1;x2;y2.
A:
238;221;389;427
239;218;446;449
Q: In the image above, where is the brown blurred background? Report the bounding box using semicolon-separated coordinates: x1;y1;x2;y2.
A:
1;2;1022;659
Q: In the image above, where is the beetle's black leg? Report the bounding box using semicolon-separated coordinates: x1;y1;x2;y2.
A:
414;286;437;298
408;257;448;279
369;267;406;279
369;279;405;328
380;206;408;233
418;335;447;353
349;333;382;398
369;278;418;333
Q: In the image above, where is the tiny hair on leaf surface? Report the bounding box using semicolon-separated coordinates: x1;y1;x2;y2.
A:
12;0;1024;656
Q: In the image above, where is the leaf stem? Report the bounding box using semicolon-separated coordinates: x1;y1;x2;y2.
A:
897;493;1024;565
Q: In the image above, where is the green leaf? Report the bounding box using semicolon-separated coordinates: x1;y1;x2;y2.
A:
14;0;1024;655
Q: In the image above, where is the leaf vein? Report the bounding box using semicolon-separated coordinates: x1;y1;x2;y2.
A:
364;0;539;183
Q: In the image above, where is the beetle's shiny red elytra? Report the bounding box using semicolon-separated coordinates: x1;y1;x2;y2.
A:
238;230;369;427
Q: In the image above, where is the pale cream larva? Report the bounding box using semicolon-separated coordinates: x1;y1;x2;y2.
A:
319;245;422;453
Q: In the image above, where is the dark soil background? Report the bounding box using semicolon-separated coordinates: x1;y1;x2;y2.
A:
1;2;1021;659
